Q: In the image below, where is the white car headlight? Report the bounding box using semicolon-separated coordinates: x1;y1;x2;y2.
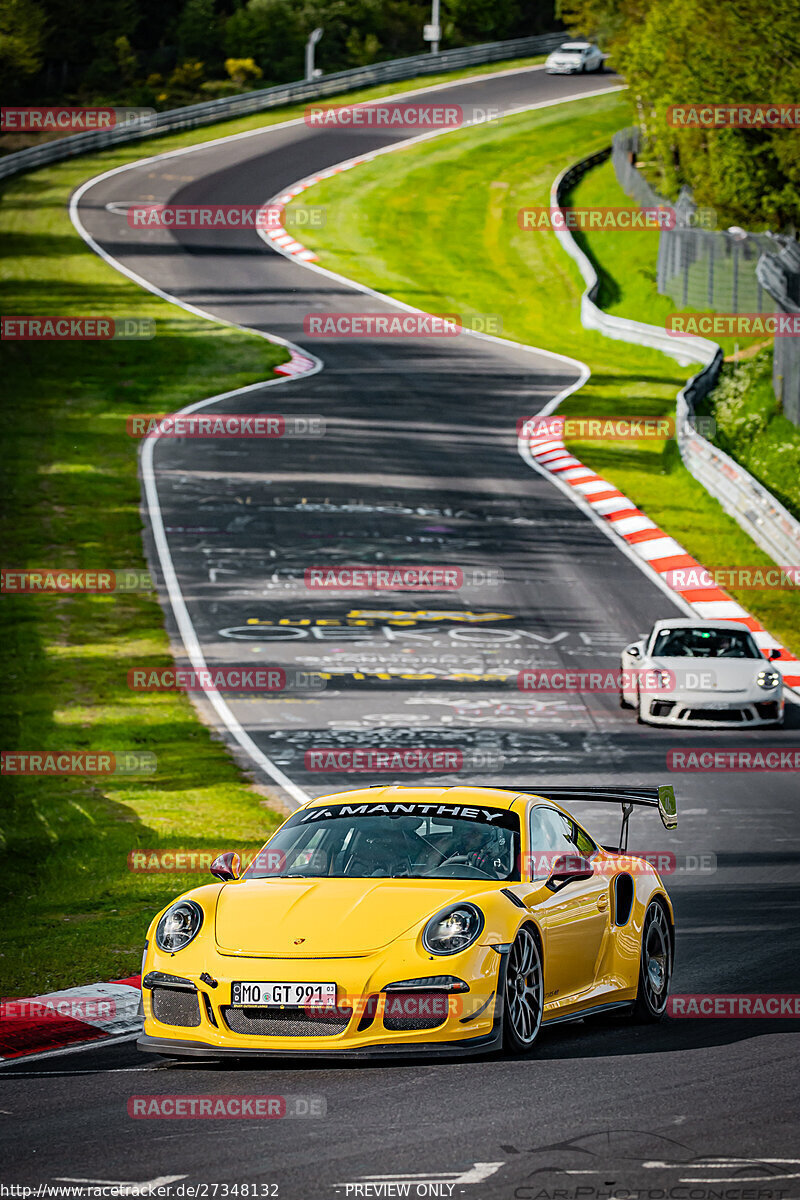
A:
756;669;781;690
155;899;203;952
422;904;484;956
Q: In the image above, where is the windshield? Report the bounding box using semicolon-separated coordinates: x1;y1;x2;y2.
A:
651;627;760;659
560;43;587;51
246;803;520;881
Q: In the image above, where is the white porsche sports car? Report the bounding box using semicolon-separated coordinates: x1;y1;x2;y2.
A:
620;618;785;728
544;42;605;74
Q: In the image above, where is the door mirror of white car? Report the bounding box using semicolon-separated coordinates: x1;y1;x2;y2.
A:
546;853;594;891
769;648;782;660
625;643;642;658
211;850;241;881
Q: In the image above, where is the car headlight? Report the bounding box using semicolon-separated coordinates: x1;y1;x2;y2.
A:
155;900;203;952
757;670;781;690
422;904;484;956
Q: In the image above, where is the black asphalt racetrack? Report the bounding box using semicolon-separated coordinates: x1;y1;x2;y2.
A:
3;64;799;1197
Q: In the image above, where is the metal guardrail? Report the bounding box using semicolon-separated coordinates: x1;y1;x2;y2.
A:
0;33;565;182
612;125;800;428
553;147;800;568
676;362;800;566
551;150;715;367
612;127;777;313
757;240;800;427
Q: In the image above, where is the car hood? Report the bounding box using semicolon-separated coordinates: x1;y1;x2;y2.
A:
214;877;477;957
650;656;771;692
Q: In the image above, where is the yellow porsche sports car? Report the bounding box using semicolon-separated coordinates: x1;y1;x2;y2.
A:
137;783;677;1059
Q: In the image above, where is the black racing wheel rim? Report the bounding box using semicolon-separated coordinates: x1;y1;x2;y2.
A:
641;902;672;1014
505;927;543;1045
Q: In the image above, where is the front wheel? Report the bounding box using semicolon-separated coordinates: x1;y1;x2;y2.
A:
503;926;544;1053
636;686;647;723
632;900;673;1022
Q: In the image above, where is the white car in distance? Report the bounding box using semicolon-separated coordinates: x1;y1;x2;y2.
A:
544;42;605;74
620;618;784;728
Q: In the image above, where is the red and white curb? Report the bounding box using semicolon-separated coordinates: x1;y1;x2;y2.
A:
0;975;141;1061
522;431;800;688
264;193;320;263
260;113;800;694
264;167;366;263
273;345;317;376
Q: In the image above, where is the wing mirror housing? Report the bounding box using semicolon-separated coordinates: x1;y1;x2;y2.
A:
546;853;594;891
625;642;643;659
769;648;782;660
210;851;241;881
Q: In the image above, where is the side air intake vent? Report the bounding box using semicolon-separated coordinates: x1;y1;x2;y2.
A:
613;873;634;927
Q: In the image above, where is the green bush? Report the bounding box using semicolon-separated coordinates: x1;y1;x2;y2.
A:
708;349;800;520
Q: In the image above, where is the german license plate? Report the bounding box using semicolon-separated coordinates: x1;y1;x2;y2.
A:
231;981;337;1007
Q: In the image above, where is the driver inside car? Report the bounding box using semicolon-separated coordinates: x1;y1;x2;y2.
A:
432;823;510;878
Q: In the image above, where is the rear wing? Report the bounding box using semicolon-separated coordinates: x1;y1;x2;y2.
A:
507;785;677;851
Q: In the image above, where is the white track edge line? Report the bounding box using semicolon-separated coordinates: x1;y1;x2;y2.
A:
262;92;800;647
254;86;699;616
68;77;624;806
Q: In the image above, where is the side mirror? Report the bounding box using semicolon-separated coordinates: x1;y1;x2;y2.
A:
210;851;241;881
546;853;593;891
769;648;782;661
626;643;642;659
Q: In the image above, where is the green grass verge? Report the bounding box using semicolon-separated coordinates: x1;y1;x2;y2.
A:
286;89;800;652
568;159;800;524
0;56;554;996
0;161;292;998
701;350;800;524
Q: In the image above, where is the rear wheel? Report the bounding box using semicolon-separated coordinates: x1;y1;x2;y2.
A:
503;926;544;1053
632;901;673;1021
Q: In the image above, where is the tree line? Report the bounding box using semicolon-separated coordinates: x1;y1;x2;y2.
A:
0;0;557;107
559;0;800;229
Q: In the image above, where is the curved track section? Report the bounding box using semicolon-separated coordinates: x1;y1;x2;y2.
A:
3;63;797;1199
